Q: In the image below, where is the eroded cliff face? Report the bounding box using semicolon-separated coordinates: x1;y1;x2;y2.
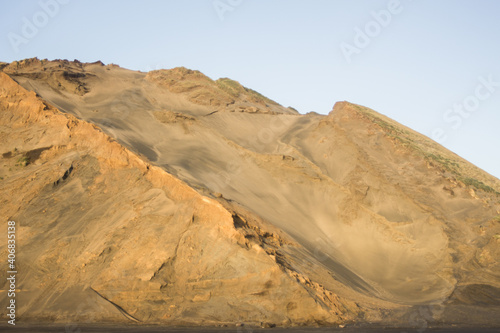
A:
0;72;359;326
1;59;500;328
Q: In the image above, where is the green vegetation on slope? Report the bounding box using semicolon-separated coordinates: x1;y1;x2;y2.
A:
215;77;242;98
351;104;500;195
146;68;279;109
460;177;497;193
16;156;30;167
216;77;278;106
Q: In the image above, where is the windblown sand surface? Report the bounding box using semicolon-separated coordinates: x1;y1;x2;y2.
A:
0;58;499;328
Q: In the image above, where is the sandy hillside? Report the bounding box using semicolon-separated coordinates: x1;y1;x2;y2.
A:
1;58;499;328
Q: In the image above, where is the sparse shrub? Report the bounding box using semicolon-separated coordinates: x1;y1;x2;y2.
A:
216;78;278;106
216;78;242;98
16;156;30;167
244;86;277;106
425;153;460;173
460;177;496;193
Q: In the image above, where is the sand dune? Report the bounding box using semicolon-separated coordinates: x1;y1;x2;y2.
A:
1;58;499;328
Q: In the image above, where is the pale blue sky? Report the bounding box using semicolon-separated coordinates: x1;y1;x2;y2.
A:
1;0;499;178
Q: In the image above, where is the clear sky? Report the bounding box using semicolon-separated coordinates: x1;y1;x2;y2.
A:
1;0;499;178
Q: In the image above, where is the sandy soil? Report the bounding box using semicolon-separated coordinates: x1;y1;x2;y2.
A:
1;58;499;328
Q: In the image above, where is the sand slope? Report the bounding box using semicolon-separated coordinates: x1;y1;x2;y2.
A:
1;58;499;328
